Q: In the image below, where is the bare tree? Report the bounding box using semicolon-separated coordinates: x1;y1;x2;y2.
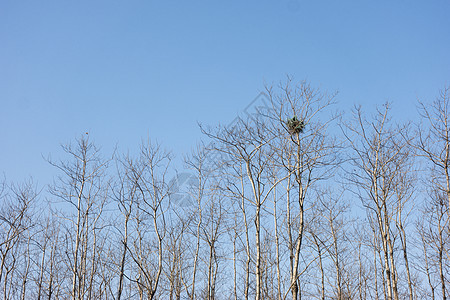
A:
180;145;211;299
48;136;109;299
416;87;450;299
123;141;173;300
417;87;450;222
111;152;143;300
417;189;449;299
202;114;281;300
162;216;187;300
315;190;353;300
393;157;416;300
0;180;37;300
266;78;339;300
343;103;415;300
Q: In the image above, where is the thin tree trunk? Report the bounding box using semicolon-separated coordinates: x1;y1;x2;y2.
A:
313;235;325;300
420;231;435;300
239;177;251;300
72;168;86;300
330;223;342;300
232;229;238;300
190;194;202;300
398;222;414;300
384;202;399;300
438;214;447;300
20;238;32;300
273;189;282;300
117;213;129;300
373;235;379;300
37;244;46;300
255;203;262;300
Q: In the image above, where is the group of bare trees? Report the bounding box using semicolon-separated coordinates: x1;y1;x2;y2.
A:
1;80;449;299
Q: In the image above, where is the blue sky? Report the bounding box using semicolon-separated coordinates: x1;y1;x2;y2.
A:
1;0;449;185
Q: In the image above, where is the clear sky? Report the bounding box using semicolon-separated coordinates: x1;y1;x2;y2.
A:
1;0;449;185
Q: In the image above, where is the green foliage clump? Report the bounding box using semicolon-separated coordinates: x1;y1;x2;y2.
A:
287;115;305;134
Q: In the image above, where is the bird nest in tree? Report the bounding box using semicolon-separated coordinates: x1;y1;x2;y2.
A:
287;116;305;134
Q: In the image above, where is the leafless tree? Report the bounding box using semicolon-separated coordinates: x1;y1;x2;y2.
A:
178;145;213;300
343;103;415;300
417;189;449;299
315;189;353;300
0;180;37;300
48;136;110;299
111;151;143;300
416;87;450;299
417;87;450;222
202;113;282;300
266;78;339;300
124;141;173;300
